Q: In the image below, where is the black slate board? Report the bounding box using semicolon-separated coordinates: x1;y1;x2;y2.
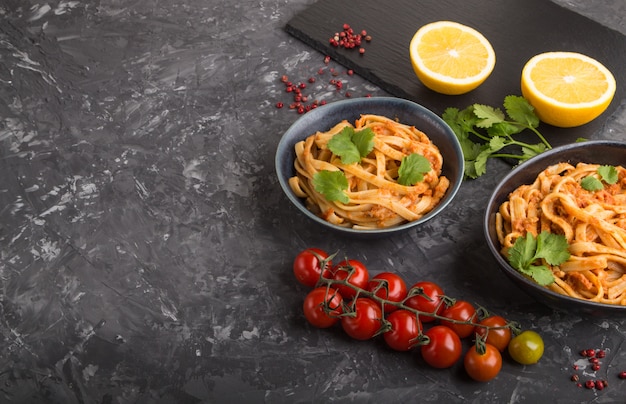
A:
286;0;626;145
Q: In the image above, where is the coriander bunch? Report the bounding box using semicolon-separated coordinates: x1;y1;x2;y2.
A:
442;95;552;179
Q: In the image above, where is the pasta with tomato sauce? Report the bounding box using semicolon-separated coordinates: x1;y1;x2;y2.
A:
496;162;626;305
288;114;449;229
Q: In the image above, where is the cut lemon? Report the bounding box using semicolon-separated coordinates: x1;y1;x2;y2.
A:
409;21;496;95
521;52;616;127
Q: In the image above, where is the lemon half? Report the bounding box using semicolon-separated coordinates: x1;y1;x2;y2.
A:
409;21;496;95
521;52;616;127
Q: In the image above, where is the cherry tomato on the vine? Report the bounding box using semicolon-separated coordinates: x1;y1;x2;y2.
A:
383;309;422;351
420;325;462;369
508;330;544;365
440;300;477;338
331;259;370;300
366;272;407;313
464;343;502;382
404;281;445;323
341;298;383;340
293;248;332;288
474;315;512;352
303;287;343;328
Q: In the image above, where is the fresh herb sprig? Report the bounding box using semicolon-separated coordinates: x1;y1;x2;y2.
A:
507;231;570;286
442;95;552;179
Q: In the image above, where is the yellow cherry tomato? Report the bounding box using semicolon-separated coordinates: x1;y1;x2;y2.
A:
508;330;544;365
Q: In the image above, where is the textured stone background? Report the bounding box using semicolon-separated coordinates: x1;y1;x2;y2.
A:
1;1;625;403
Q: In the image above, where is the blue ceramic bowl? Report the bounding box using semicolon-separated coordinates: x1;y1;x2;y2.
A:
275;97;464;237
484;140;626;316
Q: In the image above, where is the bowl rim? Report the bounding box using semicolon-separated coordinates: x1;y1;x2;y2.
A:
275;96;464;235
483;139;626;312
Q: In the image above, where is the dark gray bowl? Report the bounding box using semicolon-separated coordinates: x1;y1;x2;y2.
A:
275;97;464;237
484;140;626;316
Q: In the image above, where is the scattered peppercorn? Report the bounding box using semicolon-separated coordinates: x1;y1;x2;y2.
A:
328;23;372;51
276;55;372;113
569;346;624;392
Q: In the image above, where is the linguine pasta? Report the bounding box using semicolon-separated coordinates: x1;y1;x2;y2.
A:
496;162;626;305
288;114;449;229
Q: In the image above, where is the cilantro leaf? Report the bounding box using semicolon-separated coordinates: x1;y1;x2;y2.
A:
521;143;548;159
443;107;478;139
504;95;540;128
473;104;505;128
581;176;604;191
327;126;374;164
327;127;361;164
441;108;463;138
459;138;483;162
508;233;538;271
351;127;375;158
521;265;556;286
464;137;507;179
487;121;524;137
312;170;349;204
489;136;507;152
398;153;431;185
472;145;493;178
536;231;571;265
598;165;618;184
507;231;570;286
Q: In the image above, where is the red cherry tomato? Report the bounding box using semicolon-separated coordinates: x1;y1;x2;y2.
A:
464;343;503;382
302;287;343;328
366;272;407;313
331;259;370;300
421;325;462;369
474;316;512;352
404;281;445;322
293;248;332;288
383;309;422;351
440;300;477;338
341;298;383;340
